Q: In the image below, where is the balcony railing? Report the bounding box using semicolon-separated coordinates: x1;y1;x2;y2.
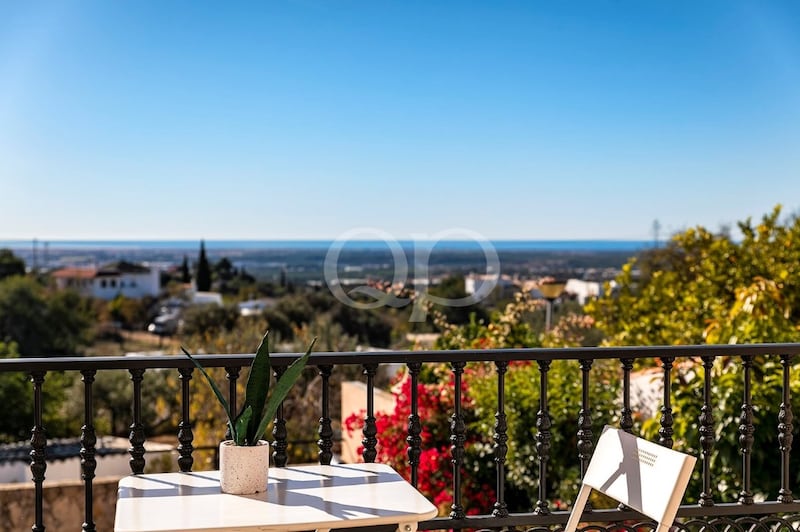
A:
2;343;800;531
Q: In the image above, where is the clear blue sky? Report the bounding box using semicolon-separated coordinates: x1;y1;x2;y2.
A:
1;1;799;241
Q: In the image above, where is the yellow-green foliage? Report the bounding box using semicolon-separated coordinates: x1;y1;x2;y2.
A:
587;205;800;346
588;205;800;503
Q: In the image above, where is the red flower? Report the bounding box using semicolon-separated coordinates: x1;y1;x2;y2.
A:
345;369;496;515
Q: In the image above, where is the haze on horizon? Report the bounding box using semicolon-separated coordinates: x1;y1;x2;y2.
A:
1;1;799;242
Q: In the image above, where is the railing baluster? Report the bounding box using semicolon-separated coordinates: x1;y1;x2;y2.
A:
493;360;509;518
620;358;634;434
577;359;594;480
30;371;47;532
699;355;715;506
406;362;422;487
177;366;194;472
362;364;378;463
224;366;241;441
272;366;288;467
128;368;146;474
535;360;551;515
80;369;97;532
739;355;754;504
659;357;674;448
450;361;466;519
318;364;333;465
617;359;634;511
778;354;794;503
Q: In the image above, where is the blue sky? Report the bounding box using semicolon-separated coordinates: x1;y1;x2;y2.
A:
1;1;799;241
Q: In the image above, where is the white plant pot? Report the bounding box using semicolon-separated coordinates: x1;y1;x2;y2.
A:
219;440;270;494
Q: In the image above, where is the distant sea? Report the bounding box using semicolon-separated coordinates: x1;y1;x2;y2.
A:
0;239;652;252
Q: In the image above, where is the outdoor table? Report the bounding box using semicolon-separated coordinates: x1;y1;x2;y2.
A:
114;462;438;532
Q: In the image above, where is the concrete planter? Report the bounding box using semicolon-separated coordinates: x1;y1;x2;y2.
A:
219;440;270;494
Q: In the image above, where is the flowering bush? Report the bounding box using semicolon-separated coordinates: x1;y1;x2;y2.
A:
345;367;496;515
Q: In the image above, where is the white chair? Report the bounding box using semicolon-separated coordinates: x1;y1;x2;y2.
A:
565;425;697;532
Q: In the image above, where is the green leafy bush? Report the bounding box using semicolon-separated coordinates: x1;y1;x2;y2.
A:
640;357;800;503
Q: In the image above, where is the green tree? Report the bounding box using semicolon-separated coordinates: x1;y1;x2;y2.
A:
329;304;393;347
0;249;25;281
0;276;93;356
428;275;489;326
108;295;154;330
587;205;800;346
0;341;32;442
0;341;80;442
180;255;191;283
180;304;240;338
214;257;236;282
275;294;315;326
196;240;212;291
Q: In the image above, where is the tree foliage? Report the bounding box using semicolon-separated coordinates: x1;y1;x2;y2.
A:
638;356;800;503
108;295;155;330
196;240;212;292
180;255;191;283
587;205;800;346
181;304;240;338
0;276;93;356
0;249;25;281
0;341;80;442
587;205;800;503
427;275;489;326
0;341;33;442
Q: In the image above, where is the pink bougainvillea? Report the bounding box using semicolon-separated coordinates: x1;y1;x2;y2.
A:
344;369;496;516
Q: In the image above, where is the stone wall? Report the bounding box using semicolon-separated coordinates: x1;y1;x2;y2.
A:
0;476;119;532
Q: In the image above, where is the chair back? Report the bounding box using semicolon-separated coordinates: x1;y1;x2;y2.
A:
564;425;696;532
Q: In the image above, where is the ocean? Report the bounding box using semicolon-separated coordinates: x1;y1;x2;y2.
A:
0;239;652;252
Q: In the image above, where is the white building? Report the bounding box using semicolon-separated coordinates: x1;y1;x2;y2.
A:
464;273;515;296
564;278;602;304
52;261;160;300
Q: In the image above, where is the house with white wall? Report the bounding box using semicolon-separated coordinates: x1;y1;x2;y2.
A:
52;261;160;300
464;273;516;296
564;278;603;304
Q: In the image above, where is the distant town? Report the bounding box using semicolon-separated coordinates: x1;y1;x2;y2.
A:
0;238;646;352
4;238;643;286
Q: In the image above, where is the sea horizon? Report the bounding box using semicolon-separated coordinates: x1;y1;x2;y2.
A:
0;238;653;252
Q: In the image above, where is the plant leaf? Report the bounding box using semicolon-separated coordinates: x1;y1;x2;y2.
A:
181;346;235;439
242;332;271;444
233;405;253;446
252;338;316;443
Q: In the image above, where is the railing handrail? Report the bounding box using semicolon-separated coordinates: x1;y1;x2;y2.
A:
3;341;800;372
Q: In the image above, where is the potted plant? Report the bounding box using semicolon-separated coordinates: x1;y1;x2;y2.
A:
182;331;315;494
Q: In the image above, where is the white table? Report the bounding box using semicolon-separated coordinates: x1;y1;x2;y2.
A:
114;463;438;532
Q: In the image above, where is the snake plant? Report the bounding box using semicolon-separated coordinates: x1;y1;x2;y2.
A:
182;331;314;446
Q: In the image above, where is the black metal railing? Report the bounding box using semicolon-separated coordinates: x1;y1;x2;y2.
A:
2;343;800;531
